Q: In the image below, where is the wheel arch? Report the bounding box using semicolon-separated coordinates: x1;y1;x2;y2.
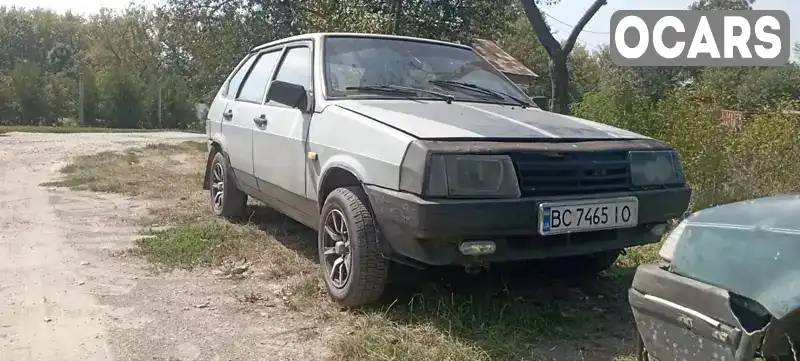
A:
317;164;368;212
203;139;227;190
317;158;416;270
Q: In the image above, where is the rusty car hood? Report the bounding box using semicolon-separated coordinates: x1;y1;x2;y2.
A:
670;194;800;320
333;99;648;140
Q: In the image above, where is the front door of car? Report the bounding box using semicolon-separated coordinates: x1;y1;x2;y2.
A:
225;49;283;191
253;43;315;216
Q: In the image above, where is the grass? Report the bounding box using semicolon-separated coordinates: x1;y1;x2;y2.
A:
48;142;660;361
137;222;249;266
0;125;203;134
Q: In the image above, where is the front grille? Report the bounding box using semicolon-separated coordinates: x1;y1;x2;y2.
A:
510;150;631;197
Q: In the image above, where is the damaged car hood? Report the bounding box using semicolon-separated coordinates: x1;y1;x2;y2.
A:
671;194;800;320
333;99;648;140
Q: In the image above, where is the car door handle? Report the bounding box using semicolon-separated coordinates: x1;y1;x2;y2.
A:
222;109;233;120
253;115;267;126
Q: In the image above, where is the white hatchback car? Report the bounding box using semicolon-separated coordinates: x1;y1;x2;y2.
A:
203;33;692;307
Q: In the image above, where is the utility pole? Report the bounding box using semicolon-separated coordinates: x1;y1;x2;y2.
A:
78;70;85;126
157;83;162;129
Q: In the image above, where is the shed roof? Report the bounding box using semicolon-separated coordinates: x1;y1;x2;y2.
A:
472;38;538;78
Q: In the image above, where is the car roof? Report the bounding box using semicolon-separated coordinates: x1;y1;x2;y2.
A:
249;32;474;53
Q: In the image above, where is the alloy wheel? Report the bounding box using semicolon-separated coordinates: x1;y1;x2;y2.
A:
210;162;225;212
322;208;351;288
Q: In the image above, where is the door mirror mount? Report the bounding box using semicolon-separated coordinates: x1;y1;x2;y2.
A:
267;80;313;113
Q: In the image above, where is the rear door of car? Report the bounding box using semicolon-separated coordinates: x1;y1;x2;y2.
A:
223;48;283;191
207;54;253;143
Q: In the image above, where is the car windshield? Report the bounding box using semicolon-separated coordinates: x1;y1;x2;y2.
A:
323;36;532;105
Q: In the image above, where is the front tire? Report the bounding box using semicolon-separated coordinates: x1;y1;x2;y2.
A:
209;152;247;220
318;186;389;307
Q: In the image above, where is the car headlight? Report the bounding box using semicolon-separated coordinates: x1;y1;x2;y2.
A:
425;154;521;198
658;219;688;263
629;150;686;187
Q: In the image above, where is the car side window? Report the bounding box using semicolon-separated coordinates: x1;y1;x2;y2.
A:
273;47;311;92
237;50;281;103
225;55;256;98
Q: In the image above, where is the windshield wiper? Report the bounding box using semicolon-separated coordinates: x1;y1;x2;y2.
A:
428;80;532;108
345;85;454;103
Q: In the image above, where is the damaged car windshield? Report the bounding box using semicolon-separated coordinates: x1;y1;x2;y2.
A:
323;36;532;106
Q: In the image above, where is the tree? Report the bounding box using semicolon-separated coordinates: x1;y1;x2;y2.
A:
592;45;693;106
794;42;800;62
520;0;606;114
383;0;517;43
496;13;550;97
44;72;77;125
100;67;145;128
81;69;101;126
0;74;12;122
696;65;800;112
158;73;196;128
9;61;48;125
567;45;602;103
689;0;754;10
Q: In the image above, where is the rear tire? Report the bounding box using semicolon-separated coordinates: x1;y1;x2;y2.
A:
318;186;389;307
209;152;247;220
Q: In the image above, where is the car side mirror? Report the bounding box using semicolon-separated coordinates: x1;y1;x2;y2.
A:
267;80;312;112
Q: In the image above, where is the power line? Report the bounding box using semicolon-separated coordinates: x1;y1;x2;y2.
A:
574;37;599;50
541;11;610;35
538;11;604;51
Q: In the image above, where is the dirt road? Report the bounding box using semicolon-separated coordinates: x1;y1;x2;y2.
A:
0;132;329;361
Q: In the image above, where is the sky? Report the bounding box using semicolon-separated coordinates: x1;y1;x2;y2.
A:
0;0;796;51
546;0;798;51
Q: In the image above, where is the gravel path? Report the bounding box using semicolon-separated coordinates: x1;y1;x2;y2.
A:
0;132;330;361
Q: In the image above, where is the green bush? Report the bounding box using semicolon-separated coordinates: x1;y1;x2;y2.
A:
576;88;800;213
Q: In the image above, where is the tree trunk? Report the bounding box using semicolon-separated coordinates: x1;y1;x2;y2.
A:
392;0;403;34
549;53;570;115
520;0;606;115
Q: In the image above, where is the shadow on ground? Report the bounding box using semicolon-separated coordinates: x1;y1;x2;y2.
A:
382;264;638;359
246;203;638;360
245;203;318;261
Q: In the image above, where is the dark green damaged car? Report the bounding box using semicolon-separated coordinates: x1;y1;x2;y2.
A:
629;194;800;361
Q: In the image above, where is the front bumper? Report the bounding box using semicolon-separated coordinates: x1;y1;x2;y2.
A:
366;185;691;266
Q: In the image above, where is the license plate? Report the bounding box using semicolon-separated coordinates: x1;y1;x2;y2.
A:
538;197;638;236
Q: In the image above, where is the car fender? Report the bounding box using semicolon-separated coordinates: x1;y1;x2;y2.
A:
209;130;227;152
202;132;229;190
309;106;412;194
